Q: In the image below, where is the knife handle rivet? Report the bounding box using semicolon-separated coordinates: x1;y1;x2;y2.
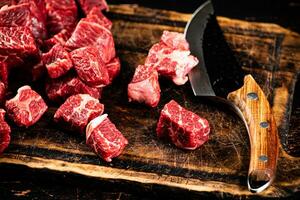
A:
247;92;258;100
260;121;269;128
259;155;268;162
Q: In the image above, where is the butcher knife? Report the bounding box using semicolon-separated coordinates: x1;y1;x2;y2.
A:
184;0;279;193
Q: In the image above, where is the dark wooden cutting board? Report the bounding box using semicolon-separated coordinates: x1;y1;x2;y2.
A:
0;4;299;198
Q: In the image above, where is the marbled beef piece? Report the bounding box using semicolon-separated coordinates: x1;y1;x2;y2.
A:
65;20;115;63
82;6;112;30
78;0;109;15
54;94;104;133
127;65;160;107
46;74;102;103
145;31;198;85
0;109;11;154
42;43;73;79
0;2;47;40
5;85;48;127
43;29;70;51
156;100;210;150
0;26;38;67
86;114;128;162
44;0;77;35
71;46;109;87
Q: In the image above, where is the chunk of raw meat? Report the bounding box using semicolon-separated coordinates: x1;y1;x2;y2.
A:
86;114;128;162
0;2;46;40
0;109;11;154
42;44;73;78
82;6;112;30
0;61;8;85
45;0;77;35
145;31;198;85
46;74;102;103
127;65;160;107
106;57;120;83
5;85;48;127
156;100;210;150
160;30;189;51
54;94;104;132
43;29;70;51
78;0;109;15
65;20;115;63
71;46;109;87
0;81;6;104
0;26;38;67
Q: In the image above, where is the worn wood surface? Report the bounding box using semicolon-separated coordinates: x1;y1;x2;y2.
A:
0;4;299;199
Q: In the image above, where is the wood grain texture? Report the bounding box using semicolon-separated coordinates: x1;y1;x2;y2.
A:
0;4;299;199
227;75;279;193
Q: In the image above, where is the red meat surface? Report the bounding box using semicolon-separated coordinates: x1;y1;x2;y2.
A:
5;85;48;127
86;114;128;162
65;20;115;63
46;74;102;103
127;65;160;107
71;46;109;87
145;31;198;85
156;100;210;150
43;29;70;51
82;6;112;30
42;43;73;78
106;57;120;83
0;26;38;67
0;108;11;154
0;2;46;40
78;0;109;15
54;94;104;133
44;0;77;35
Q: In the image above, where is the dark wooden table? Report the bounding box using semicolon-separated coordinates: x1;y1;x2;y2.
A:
1;0;299;199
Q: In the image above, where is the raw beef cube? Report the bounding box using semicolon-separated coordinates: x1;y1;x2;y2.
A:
46;74;102;103
43;29;70;51
18;0;47;40
78;0;109;15
45;0;77;35
71;46;109;87
0;109;11;154
145;42;198;85
156;100;210;150
106;57;120;83
0;61;8;85
0;26;38;67
127;65;160;107
0;2;46;40
65;20;115;63
145;31;198;85
0;81;6;104
86;114;128;162
42;44;73;78
82;6;112;29
160;31;189;51
54;94;104;132
5;85;48;127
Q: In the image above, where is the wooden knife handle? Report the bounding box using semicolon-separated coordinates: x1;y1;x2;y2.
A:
227;75;279;193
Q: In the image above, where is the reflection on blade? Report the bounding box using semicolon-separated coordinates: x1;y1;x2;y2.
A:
185;1;215;96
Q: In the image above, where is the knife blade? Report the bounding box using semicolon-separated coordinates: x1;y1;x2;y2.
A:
185;0;279;193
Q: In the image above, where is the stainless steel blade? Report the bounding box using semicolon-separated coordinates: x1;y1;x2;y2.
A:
184;0;215;96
